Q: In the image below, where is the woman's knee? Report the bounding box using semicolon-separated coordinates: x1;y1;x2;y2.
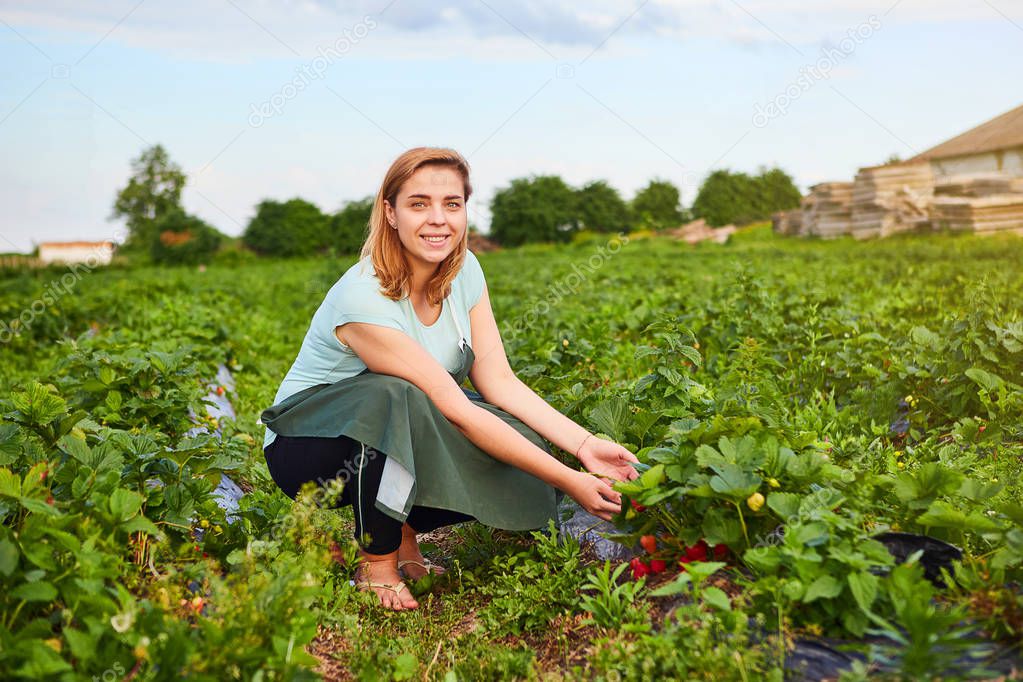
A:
263;435;359;501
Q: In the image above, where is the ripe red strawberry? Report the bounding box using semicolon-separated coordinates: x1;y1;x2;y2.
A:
630;499;647;513
649;559;667;574
640;535;657;554
712;543;728;559
630;557;650;579
685;541;708;562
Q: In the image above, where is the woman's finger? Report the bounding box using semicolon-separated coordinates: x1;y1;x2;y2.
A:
598;481;622;504
596;498;621;516
585;488;619;518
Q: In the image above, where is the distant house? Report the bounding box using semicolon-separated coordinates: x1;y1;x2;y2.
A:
911;103;1023;177
777;102;1023;239
38;241;115;266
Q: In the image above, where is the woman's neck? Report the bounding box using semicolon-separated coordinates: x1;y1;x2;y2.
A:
408;258;440;302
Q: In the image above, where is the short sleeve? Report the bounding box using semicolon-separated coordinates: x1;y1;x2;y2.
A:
461;249;487;310
326;268;407;336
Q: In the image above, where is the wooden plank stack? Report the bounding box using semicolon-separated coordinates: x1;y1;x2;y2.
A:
771;209;802;236
803;182;853;238
931;194;1023;235
935;173;1022;197
668;218;737;244
850;162;935;239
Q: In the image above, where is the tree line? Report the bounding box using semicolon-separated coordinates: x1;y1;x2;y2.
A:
112;145;801;263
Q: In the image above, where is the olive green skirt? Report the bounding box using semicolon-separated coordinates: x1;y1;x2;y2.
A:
260;373;560;530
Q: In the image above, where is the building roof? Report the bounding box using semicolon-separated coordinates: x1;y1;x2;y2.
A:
38;241;115;248
912;103;1023;162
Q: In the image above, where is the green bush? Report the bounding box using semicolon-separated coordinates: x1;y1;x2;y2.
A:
149;208;223;265
577;180;634;233
631;178;685;230
490;175;579;246
330;196;373;255
242;198;331;257
692;167;801;227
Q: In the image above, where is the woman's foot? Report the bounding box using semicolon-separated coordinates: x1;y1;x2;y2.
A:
396;523;446;580
355;551;419;611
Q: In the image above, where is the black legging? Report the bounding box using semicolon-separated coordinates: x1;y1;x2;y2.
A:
264;433;474;554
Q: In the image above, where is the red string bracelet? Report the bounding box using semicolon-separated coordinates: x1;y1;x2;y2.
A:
575;433;593;458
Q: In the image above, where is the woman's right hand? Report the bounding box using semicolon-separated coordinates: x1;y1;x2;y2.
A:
562;470;623;522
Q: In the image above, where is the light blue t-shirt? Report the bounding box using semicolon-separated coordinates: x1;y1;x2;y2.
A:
263;250;487;449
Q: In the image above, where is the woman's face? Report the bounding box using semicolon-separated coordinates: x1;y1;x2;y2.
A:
385;165;467;270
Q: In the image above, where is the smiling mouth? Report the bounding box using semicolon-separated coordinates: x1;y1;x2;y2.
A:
421;235;450;244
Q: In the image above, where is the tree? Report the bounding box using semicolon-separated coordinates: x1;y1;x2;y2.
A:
631;179;684;230
149;207;223;265
489;175;579;246
692;167;801;227
752;167;801;219
242;198;331;257
692;170;756;227
111;145;187;250
331;197;373;255
576;180;633;233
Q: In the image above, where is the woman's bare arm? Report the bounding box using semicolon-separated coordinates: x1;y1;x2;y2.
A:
467;283;639;482
335;321;623;520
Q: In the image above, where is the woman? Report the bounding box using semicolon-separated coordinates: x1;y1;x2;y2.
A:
261;147;639;611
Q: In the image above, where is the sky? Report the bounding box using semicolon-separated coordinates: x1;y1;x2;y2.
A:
1;0;1021;253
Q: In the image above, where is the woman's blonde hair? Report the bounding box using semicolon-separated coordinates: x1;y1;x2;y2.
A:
362;147;473;305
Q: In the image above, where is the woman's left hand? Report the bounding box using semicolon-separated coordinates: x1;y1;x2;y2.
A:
577;436;640;482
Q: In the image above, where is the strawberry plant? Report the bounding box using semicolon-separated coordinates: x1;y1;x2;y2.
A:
2;227;1022;677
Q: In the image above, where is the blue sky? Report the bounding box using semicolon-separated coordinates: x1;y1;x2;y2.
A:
1;0;1021;253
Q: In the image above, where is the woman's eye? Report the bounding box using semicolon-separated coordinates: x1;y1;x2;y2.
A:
447;202;461;208
411;201;425;207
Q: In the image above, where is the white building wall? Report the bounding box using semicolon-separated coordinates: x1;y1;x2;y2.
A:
930;147;1023;179
38;243;114;265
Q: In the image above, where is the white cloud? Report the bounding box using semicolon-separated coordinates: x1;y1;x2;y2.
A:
1;0;1008;65
1;0;1019;252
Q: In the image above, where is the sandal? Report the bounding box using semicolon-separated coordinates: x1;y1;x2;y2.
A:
355;579;417;608
356;579;410;596
397;559;445;578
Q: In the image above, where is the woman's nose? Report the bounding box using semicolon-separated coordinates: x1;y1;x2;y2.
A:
428;204;446;224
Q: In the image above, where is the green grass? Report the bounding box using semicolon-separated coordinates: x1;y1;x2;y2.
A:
1;227;1021;680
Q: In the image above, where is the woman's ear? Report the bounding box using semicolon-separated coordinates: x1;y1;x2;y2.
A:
383;199;395;227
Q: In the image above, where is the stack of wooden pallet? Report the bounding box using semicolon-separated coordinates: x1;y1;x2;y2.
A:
771;209;802;236
850;162;935;239
931;194;1023;234
935;173;1023;197
803;182;853;237
669;218;736;244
